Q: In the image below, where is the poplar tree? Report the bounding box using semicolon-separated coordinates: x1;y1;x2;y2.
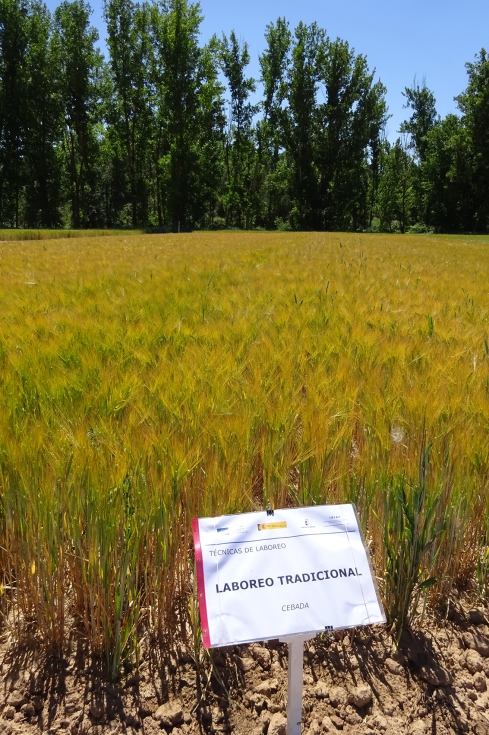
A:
53;0;104;227
422;114;472;232
258;17;291;228
24;0;63;227
0;0;29;226
400;79;438;163
377;137;415;233
456;49;489;232
150;0;224;231
105;0;153;227
284;21;323;230
316;38;387;230
219;30;259;229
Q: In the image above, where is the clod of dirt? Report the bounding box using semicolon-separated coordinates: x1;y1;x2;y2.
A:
30;695;43;712
329;685;348;708
89;701;104;719
250;645;271;670
474;724;489;735
314;680;328;698
408;720;427;735
125;672;143;687
153;703;184;728
369;713;388;731
329;714;344;730
344;705;362;725
307;718;320;735
473;671;487;692
236;656;255;672
385;657;403;675
143;715;161;735
418;661;452;686
463;630;489;657
322;714;334;732
465;649;484;673
20;703;35;718
469;609;488;625
7;692;26;708
253;679;278;697
347;684;372;707
267;712;286;735
400;630;428;666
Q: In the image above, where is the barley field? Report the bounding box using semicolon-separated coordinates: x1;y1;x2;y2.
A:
1;231;488;674
0;229;144;242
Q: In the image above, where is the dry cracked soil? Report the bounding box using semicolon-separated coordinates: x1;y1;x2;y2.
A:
2;600;489;735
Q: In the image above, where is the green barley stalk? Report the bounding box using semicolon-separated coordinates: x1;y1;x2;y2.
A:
377;439;444;643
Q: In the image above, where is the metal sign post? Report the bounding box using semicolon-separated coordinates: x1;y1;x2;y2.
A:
280;634;315;735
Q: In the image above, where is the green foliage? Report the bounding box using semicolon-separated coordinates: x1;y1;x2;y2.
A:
400;79;438;163
219;30;260;229
284;21;322;229
0;5;487;232
422;114;474;232
257;18;291;228
455;49;489;232
0;0;29;227
274;216;291;231
151;0;225;231
23;1;63;226
407;222;434;234
377;138;415;233
53;0;105;227
378;440;444;642
104;0;154;227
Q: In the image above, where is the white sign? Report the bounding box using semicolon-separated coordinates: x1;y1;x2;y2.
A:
192;504;385;648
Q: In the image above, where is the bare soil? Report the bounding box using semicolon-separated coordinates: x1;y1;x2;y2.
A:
2;600;489;735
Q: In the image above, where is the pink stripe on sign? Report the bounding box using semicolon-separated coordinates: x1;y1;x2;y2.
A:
192;518;211;648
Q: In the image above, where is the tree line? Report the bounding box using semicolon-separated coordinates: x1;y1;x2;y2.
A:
0;0;488;233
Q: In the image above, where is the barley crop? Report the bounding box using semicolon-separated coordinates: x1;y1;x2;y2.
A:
0;229;144;242
0;231;488;673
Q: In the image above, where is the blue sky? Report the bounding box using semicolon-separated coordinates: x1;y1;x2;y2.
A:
46;0;488;140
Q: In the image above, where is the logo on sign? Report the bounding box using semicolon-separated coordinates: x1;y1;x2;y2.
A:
257;521;287;531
